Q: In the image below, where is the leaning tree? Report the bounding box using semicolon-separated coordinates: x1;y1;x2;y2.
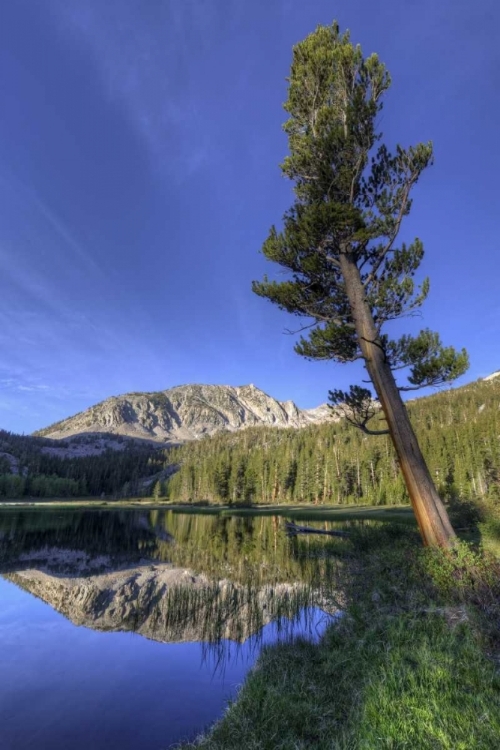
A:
253;23;468;547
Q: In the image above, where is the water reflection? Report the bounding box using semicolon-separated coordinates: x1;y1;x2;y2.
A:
0;508;345;750
0;509;344;645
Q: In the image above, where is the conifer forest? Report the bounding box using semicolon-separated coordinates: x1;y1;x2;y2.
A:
1;376;498;508
166;377;500;507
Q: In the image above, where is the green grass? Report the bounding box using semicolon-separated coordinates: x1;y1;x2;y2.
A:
182;617;499;750
179;527;500;749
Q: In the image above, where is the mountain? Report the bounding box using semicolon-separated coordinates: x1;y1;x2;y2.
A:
34;384;332;444
3;373;500;503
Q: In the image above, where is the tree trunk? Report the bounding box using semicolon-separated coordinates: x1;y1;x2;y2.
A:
339;252;456;547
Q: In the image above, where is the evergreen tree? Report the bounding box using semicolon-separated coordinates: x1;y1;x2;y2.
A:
252;23;468;546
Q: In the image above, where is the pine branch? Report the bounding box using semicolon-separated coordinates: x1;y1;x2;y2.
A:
329;385;389;437
283;322;317;336
363;172;418;290
344;414;390;436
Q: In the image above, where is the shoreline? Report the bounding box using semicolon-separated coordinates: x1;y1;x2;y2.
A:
179;525;500;749
0;499;417;522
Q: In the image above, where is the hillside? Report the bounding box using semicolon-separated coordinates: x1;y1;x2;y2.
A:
165;375;500;507
1;374;499;504
0;429;165;498
34;384;332;443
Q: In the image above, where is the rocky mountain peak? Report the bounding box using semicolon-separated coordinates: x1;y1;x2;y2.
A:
34;383;332;444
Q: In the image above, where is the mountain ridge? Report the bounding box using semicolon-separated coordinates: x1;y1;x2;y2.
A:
34;383;332;444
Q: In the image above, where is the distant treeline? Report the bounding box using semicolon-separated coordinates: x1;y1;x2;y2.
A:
0;431;166;498
163;378;500;507
1;377;499;504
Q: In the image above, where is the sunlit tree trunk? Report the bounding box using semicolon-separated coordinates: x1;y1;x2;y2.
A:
339;253;456;547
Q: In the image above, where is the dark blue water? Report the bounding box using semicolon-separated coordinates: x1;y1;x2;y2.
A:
0;509;339;749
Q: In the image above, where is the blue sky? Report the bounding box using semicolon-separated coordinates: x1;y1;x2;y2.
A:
1;0;499;434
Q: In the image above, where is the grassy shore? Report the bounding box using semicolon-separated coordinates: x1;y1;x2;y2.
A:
180;525;500;749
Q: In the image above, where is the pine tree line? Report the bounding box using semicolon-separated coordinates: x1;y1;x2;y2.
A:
1;376;499;503
165;378;500;506
0;431;165;497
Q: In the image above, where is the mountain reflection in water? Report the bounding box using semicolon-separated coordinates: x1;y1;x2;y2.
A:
0;508;343;750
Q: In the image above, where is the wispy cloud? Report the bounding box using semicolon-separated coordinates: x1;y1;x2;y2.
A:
17;385;50;392
30;193;102;277
47;0;226;176
0;372;51;392
0;172;103;277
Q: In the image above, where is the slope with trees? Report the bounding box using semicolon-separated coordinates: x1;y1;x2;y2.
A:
166;376;500;511
0;430;165;498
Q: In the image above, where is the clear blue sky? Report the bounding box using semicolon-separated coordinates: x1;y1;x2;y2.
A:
1;0;499;434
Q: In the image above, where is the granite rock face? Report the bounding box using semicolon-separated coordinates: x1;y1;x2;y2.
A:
35;384;333;443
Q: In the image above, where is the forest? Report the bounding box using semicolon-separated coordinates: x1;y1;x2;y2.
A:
0;375;499;506
0;432;164;498
165;376;500;507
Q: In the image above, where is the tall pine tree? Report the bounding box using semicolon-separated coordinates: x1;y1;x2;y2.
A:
253;23;468;546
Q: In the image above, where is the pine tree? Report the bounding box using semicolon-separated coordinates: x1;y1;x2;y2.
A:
252;23;468;546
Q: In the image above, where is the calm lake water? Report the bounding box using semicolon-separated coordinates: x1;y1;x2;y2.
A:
0;508;344;750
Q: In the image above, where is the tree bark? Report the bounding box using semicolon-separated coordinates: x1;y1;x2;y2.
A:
339;252;456;547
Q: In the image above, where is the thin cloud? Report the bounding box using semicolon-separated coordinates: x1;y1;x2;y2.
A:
0;376;52;394
31;194;102;276
17;385;51;392
47;0;221;175
0;173;103;278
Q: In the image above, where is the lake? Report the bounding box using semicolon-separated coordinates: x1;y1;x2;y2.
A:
0;507;345;749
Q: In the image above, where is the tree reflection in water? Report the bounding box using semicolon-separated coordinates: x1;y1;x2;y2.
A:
0;508;347;660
